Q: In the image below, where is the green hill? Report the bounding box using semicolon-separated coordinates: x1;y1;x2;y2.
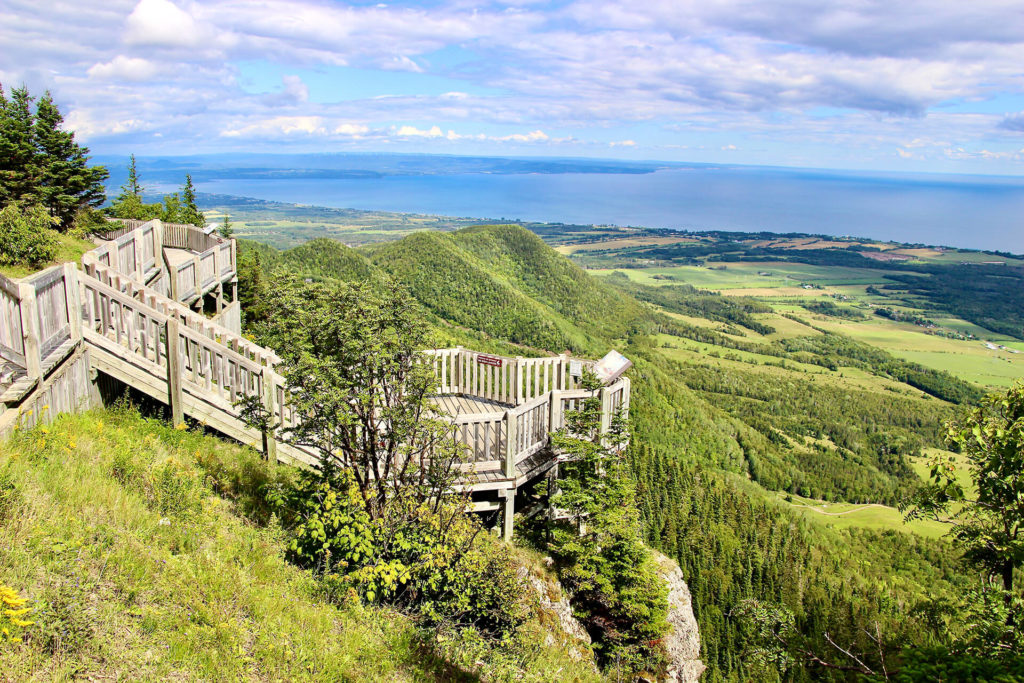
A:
0;409;598;681
241;224;983;682
367;230;593;352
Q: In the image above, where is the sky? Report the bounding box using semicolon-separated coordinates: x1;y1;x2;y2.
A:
3;0;1024;174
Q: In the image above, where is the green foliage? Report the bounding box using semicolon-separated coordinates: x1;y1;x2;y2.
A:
218;213;233;238
536;372;670;675
0;408;594;680
180;174;203;226
281;468;526;638
885;647;1024;683
0;203;60;266
907;383;1024;597
108;154;163;220
0;84;107;229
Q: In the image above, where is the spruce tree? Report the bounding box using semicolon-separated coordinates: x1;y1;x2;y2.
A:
33;91;107;229
109;154;160;220
180;174;203;226
219;213;234;238
0;85;39;206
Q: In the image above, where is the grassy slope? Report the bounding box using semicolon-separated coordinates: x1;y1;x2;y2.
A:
0;409;598;682
0;232;95;279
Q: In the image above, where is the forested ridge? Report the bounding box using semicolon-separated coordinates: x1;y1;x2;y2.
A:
236;224;999;681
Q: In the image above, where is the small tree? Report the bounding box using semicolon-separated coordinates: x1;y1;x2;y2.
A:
108;155;161;220
239;275;525;636
180;174;203;227
241;275;464;519
542;370;669;674
906;383;1024;598
219;213;233;239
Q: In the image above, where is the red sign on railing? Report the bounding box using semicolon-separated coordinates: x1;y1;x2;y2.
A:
477;354;503;367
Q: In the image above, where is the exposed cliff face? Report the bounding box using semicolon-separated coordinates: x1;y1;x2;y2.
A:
521;563;596;666
652;551;705;683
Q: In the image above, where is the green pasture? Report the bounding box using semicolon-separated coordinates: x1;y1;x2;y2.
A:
777;492;948;539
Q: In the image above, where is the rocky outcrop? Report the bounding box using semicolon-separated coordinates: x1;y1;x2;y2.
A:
521;563;594;665
652;550;705;682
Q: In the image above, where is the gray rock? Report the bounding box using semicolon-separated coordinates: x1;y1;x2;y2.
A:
652;550;705;682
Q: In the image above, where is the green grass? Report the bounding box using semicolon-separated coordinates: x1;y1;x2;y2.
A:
0;232;95;279
0;408;600;682
776;492;949;539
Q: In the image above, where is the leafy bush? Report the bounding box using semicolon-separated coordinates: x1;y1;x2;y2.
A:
0;203;59;266
281;468;527;640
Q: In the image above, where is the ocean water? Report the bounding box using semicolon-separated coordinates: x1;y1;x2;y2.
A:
198;165;1024;252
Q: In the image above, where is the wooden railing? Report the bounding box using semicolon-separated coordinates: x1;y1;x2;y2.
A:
0;265;80;392
91;223;162;283
100;220;236;304
82;260;279;369
426;346;595;407
427;347;629;478
0;274;25;366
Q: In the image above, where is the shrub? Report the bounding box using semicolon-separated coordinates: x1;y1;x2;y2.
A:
0;204;60;266
283;468;527;640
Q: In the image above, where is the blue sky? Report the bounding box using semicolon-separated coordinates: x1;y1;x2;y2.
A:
3;0;1024;174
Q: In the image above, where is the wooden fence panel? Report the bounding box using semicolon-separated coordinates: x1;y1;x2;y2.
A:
0;274;25;366
28;266;71;359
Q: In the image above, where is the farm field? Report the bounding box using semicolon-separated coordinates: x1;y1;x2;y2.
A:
778;492;948;539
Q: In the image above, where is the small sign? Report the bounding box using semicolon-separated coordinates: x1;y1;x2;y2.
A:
477;354;503;367
569;360;583;377
593;350;632;384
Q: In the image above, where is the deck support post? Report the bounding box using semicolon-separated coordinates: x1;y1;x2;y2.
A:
499;488;515;542
216;282;224;313
165;318;184;427
261;368;278;464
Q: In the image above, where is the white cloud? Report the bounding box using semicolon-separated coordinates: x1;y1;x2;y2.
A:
395;125;445;138
221;116;328;137
87;55;159;81
125;0;202;47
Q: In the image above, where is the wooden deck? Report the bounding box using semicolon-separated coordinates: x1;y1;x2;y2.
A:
0;220;631;541
433;393;510;416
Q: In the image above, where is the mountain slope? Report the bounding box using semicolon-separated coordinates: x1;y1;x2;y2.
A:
0;409;600;681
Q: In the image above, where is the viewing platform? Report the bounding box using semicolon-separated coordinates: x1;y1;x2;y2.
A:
0;219;630;540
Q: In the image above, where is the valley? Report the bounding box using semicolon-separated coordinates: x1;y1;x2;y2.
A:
219;200;1023;680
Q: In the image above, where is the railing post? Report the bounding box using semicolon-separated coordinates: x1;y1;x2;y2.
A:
17;283;42;383
557;354;567;390
513;357;523;404
133;229;144;278
261;368;278;463
599;385;612;434
548;390;562;435
62;263;82;344
454;345;463;395
503;407;517;479
192;255;202;305
165;318;184;427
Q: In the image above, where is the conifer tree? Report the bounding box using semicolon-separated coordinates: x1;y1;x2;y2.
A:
180;174;203;226
33;91;107;228
219;213;233;238
109;154;160;220
0;85;39;206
